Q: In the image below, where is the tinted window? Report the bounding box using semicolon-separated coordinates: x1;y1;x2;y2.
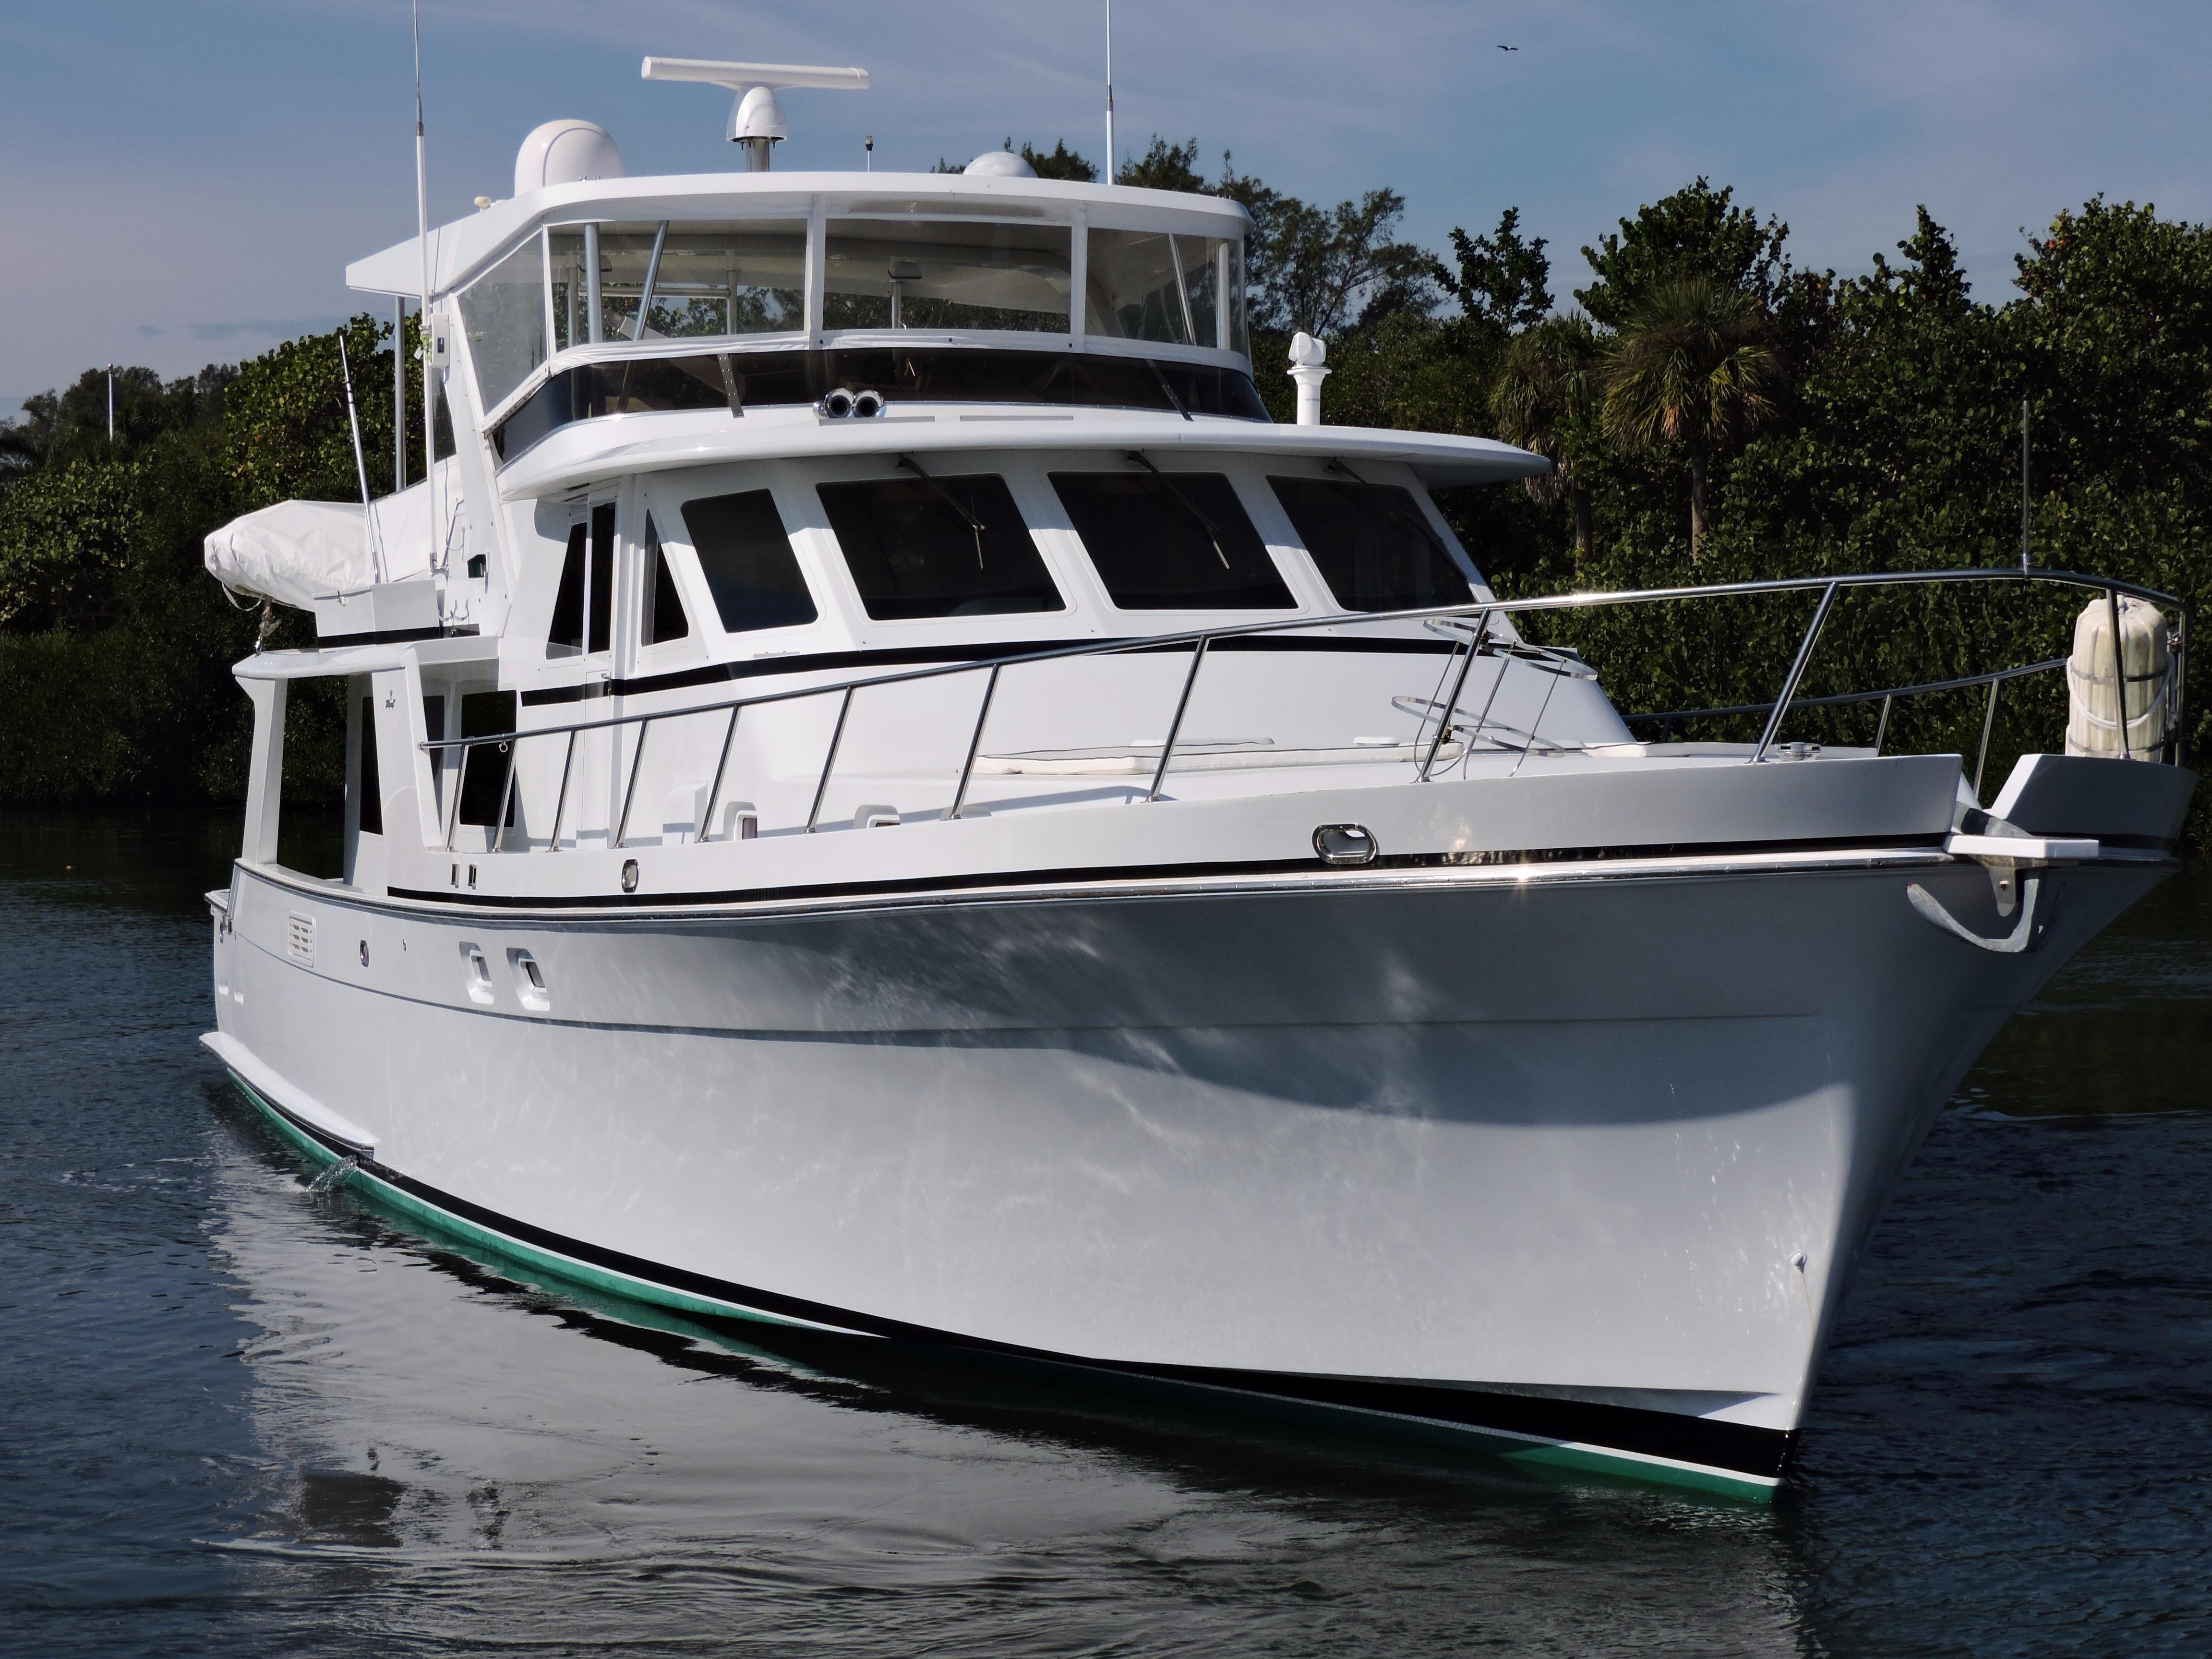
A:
640;515;690;644
1269;477;1473;613
548;524;586;653
1050;471;1293;609
680;490;818;634
355;697;382;837
546;504;615;654
818;474;1061;620
456;690;517;829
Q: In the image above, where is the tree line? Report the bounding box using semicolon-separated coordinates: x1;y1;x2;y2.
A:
5;141;2211;829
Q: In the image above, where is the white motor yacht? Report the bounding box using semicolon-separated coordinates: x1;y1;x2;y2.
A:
202;62;2197;1497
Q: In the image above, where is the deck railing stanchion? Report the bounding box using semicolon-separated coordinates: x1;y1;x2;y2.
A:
614;717;652;847
493;741;518;852
1419;612;1489;781
2106;586;2130;761
2173;611;2189;767
1752;582;1840;762
1149;637;1211;802
548;731;577;851
806;688;854;832
1873;694;1893;756
1973;677;2001;800
444;745;469;852
700;706;741;842
945;663;1001;821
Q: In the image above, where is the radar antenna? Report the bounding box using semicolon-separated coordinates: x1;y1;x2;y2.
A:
640;58;870;171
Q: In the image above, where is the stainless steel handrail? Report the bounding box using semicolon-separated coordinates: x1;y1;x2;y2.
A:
423;567;2186;757
1626;656;2071;728
416;567;2189;848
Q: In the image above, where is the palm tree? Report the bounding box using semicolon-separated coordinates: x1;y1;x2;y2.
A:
1490;313;1601;570
1601;276;1777;562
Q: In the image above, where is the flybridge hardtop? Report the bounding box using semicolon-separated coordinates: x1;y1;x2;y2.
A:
203;51;2195;1500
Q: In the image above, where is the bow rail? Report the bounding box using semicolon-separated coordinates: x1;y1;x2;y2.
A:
416;566;2188;854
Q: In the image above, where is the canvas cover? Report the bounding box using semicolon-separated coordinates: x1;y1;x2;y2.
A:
204;466;454;610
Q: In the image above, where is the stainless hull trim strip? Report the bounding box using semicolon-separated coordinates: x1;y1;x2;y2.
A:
316;838;1962;924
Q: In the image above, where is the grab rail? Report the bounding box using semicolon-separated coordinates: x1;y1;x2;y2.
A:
419;566;2188;852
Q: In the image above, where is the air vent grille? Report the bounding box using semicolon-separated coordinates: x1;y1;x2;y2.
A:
287;912;315;965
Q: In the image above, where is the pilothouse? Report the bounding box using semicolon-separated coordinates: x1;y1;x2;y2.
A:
203;55;2196;1497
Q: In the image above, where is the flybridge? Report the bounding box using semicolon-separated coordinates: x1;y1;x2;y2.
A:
346;57;1255;434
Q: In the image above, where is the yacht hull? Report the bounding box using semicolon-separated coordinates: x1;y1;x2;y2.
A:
207;848;2164;1496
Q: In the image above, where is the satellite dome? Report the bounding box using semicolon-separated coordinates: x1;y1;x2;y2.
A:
965;149;1036;179
514;120;625;197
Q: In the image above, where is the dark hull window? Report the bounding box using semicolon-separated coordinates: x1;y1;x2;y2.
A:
548;524;587;653
546;504;616;655
640;515;690;644
355;697;382;836
681;490;818;634
588;504;613;653
818;475;1061;621
422;693;446;797
1269;477;1475;613
456;690;519;828
1049;471;1292;609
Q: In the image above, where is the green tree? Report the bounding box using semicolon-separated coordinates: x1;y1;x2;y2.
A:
1491;314;1602;568
1117;136;1207;192
1018;139;1097;181
1440;207;1553;337
1602;276;1779;560
0;461;145;630
1578;178;1791;326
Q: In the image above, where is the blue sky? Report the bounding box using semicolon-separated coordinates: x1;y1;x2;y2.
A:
5;0;2211;409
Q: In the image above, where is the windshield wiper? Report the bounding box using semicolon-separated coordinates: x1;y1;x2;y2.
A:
898;455;987;569
1127;452;1232;570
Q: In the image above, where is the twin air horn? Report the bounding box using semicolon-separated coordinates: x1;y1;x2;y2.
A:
640;57;871;171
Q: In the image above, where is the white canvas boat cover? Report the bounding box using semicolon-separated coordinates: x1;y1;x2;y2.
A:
204;467;452;610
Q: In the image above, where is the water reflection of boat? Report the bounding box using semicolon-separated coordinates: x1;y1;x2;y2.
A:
201;58;2196;1499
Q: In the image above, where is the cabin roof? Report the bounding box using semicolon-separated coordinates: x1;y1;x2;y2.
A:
492;404;1551;500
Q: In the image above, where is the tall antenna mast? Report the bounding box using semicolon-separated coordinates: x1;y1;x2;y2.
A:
1104;0;1116;182
413;0;437;556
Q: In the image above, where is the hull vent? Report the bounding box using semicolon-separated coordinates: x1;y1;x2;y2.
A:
287;912;315;965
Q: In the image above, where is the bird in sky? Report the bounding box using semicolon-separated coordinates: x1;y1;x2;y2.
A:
1498;44;1518;50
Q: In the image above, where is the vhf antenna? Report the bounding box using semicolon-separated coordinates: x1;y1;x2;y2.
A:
413;0;437;563
1105;0;1116;181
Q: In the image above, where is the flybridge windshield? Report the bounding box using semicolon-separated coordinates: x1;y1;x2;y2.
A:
550;222;806;350
1087;230;1245;354
824;220;1070;333
456;214;1248;415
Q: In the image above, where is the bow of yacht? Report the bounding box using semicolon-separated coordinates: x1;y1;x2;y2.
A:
201;64;2196;1497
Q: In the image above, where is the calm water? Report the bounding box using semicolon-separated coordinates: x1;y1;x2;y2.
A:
4;811;2210;1658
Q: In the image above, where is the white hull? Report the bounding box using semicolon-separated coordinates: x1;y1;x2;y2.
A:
207;806;2171;1495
